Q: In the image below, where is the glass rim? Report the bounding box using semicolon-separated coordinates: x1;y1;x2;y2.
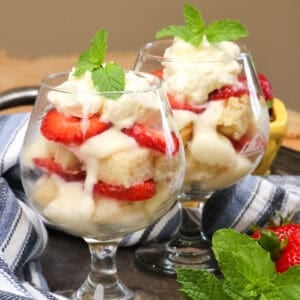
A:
40;70;163;96
139;38;251;63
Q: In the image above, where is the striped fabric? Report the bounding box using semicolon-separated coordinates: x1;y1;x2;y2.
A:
203;175;300;238
0;114;66;299
0;112;299;299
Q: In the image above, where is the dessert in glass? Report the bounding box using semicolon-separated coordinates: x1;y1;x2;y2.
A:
19;29;184;299
133;3;270;275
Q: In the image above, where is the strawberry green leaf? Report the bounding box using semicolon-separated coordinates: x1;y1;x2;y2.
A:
184;2;205;34
272;266;300;300
92;62;125;99
155;25;193;42
204;19;249;43
176;268;230;300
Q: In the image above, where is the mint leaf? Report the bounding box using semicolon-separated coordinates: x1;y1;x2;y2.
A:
156;3;249;46
74;29;108;77
204;19;249;43
272;266;300;299
188;34;204;47
73;28;125;97
88;29;108;64
224;279;283;300
184;2;205;34
176;268;230;300
73;51;99;77
155;25;193;42
213;229;276;279
213;229;276;298
92;62;125;99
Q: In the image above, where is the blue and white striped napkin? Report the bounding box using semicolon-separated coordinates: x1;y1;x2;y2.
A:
0;112;299;299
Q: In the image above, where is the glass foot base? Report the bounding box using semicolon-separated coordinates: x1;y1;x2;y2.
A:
56;286;159;300
134;242;217;277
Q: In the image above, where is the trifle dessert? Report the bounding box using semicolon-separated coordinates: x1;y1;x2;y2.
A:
20;29;184;240
135;3;269;192
133;3;270;275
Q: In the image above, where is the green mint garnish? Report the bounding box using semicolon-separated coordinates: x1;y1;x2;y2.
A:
156;2;249;46
176;229;300;300
73;28;125;99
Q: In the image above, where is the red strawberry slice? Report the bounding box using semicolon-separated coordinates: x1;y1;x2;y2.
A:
229;133;253;152
257;72;274;118
122;123;179;155
93;179;156;201
152;68;164;79
41;109;111;145
33;157;86;181
167;93;206;114
208;78;249;100
258;73;273;101
151;68;206;114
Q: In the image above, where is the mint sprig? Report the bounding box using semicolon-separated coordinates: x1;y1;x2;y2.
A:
156;2;249;46
176;229;300;300
73;28;125;99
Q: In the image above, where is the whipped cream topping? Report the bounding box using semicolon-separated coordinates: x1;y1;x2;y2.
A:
162;36;242;104
48;70;104;117
47;70;159;125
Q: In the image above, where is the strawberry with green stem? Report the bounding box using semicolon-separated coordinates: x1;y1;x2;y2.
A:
251;214;300;273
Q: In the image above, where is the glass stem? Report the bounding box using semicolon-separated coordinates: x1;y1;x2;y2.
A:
167;185;214;264
178;184;213;244
74;238;133;300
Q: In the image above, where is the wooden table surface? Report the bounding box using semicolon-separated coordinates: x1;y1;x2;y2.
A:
0;51;299;299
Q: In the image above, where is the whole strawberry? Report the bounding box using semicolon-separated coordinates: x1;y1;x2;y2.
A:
251;222;300;273
275;229;300;273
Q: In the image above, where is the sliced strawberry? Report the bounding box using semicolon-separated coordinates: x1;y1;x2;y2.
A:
152;68;164;79
33;157;86;181
229;133;252;152
41;109;111;145
93;179;156;201
208;78;249;101
258;73;273;101
167;93;206;114
122;123;179;155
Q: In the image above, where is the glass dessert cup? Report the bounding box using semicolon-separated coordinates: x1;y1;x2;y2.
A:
133;39;270;276
20;71;185;299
